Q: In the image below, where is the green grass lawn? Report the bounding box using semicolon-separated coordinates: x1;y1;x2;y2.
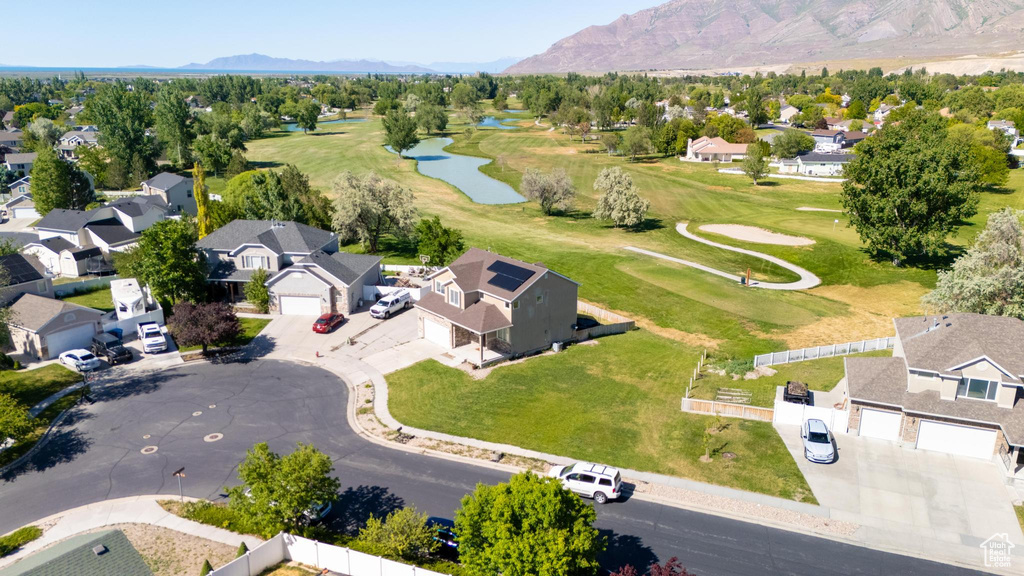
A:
0;364;82;408
388;331;816;503
1016;505;1024;533
178;317;271;352
59;287;114;312
0;389;85;468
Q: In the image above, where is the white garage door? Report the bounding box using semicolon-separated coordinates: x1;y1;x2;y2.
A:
423;318;451;349
13;207;40;219
859;409;903;441
44;324;97;359
917;421;997;460
279;296;321;316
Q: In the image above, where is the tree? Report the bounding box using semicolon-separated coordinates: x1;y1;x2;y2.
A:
382;109;420;157
450;83;479;117
115;219;208;304
243;171;304;223
770;129;815;158
279;165;334;230
244;268;270;313
228;442;341;537
296;99;320;134
846;100;867;120
622;126;653;162
947;124;1010;187
225;150;251;179
593;167;650;229
193;134;232;176
840;112;981;265
745;87;768;126
742;143;769;185
924;208;1024;319
415;216;465;266
193;163;212;239
601;132;622;156
170;301;240;354
416;102;448;135
520;168;576;215
332;172;416;253
456;472;604;576
26;118;63;150
88;82;156;178
493;90;508;112
355;507;438;561
0;394;33;444
155;86;193;166
76;146;110;188
611;558;694;576
30;147;93;215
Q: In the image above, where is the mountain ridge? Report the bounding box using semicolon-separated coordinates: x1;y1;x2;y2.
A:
179;53;435;73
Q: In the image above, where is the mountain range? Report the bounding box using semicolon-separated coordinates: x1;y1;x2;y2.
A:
505;0;1024;74
179;53;519;74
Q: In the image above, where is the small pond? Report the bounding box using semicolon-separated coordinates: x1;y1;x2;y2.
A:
280;117;367;132
476;116;518;130
388;137;526;205
503;109;527;114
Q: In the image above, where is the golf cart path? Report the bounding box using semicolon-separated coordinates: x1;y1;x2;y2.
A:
623;222;821;291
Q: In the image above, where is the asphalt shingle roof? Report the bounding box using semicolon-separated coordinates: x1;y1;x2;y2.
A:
30;237;75;254
895;314;1024;382
36;209;92;233
8;293;102;332
85;219;140;246
0;529;152;576
142;171;189;191
298;250;381;286
438;247;554;301
197;220;335;255
797;152;853;163
416;291;512;334
4;152;37;164
106;195;167;217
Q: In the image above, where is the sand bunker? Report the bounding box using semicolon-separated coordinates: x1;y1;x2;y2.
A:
698;224;815;246
796;207;843;213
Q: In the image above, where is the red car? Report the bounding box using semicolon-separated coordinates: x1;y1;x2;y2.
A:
312;313;345;333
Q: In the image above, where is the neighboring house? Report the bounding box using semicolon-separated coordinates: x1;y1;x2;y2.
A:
8;175;30;197
416;248;579;366
3;191;38;219
778;152;852;176
8;294;103;360
0;529;152;576
22;236;76;276
197;219;340;304
873;104;894;126
1;111;13;126
824;117;849;130
988;119;1019;141
35;195;169;255
0;252;53;303
841;130;868;148
846;314;1024;477
0;129;24;151
65;105;85;121
684;136;749;162
265;250;383;315
141;172;197;215
56;128;100;160
3;151;37;175
810;129;846;148
779;104;799;124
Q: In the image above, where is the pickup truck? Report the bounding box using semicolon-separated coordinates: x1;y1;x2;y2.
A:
137;321;168;354
370;290;411;319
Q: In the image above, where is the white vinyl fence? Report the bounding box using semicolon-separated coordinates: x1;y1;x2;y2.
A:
771;387;850;434
52;276;119;297
209;533;450;576
754;336;895;368
363;284;431;303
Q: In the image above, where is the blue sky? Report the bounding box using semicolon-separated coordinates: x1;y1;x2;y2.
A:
2;0;658;67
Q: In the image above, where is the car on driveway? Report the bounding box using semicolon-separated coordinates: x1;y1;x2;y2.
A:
91;333;133;365
802;419;836;463
548;462;622;504
59;349;101;372
370;290;411;319
312;313;345;334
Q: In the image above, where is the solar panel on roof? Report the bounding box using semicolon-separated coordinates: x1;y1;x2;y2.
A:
487;273;523;292
0;255;40;285
487;260;533;282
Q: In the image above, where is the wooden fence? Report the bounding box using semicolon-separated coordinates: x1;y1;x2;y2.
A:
573;302;635;341
680;397;775;422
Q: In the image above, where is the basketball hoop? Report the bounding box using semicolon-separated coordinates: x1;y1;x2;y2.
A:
419;254;430;266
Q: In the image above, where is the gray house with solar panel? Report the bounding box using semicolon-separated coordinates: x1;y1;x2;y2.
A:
416;248;579;366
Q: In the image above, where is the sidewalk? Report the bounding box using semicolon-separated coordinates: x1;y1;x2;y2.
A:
0;496;262;569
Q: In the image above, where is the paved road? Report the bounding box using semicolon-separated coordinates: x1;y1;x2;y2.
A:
0;361;983;575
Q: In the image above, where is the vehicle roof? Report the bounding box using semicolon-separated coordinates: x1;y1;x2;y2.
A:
572;462;619;476
64;348;92;355
806;419;829;433
94;332;120;343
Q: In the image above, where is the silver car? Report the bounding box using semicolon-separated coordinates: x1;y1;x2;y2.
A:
802;419;835;463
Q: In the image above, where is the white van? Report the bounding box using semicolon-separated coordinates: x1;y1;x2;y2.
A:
547;462;622;504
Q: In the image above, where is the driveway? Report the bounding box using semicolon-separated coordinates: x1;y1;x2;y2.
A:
778;424;1023;568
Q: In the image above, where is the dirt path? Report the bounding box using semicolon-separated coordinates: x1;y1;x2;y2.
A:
698;224;815;246
623;222;821;291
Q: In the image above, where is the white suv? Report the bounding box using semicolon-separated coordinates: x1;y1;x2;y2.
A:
548;462;622;504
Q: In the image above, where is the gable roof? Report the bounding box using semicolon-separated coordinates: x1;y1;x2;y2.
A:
796;152;853;164
84;219;140;246
36;209;92;233
0;253;45;285
689;136;748;155
197;220;335;255
0;529;152;576
26;236;75;254
5;192;33;208
65;245;103;261
416;291;513;334
895;314;1024;382
8;293;101;332
4;152;37;164
142;172;190;191
811;129;844;138
290;250;382;286
433;247;574;302
106;195;167;218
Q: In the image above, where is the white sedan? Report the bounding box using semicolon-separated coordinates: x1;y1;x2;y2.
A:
59;349;101;372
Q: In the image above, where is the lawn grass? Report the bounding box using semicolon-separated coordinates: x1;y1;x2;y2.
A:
0;387;87;468
58;287;114;312
0;525;42;557
178;317;271;353
1016;505;1024;533
388;331;816;503
0;364;82;408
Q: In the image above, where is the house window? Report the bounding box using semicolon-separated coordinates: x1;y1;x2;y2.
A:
957;378;998;401
495;327;510;343
536;293;544;304
243;255;267;270
513;301;520;310
435;281;442;292
448;289;460;307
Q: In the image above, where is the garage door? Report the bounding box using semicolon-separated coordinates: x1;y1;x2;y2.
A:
423;318;451;348
859;409;903;441
44;323;98;359
917;420;997;460
279;296;321;316
13;207;40;219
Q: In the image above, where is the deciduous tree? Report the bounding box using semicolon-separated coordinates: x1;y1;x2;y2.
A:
30;147;94;215
415;102;448;135
115;219;208;304
622;125;653;162
383;109;420;157
520;168;576;215
193;134;232;177
742;143;769;185
355;507;438;561
155;86;193;166
295;99;320;134
88;82;156;177
415;216;465;266
26;118;63;150
770;129;815;159
332;171;416;253
0;394;33;444
193;163;212;239
244;268;270;314
169;301;240;354
593;167;650;229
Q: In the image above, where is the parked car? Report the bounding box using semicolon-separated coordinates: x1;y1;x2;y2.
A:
137;321;167;354
427;517;459;557
59;349;101;372
547;462;622;504
369;290;411;319
312;313;345;334
91;333;133;365
801;419;836;463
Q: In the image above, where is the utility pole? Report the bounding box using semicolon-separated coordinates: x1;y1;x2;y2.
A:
172;467;186;502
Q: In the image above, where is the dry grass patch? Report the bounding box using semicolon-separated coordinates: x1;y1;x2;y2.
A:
91;524;235;576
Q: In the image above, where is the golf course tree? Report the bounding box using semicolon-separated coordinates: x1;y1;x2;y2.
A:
415;216;465;267
114;218;208;305
455;472;605;576
227;442;341;538
924;208;1024;320
742;141;770;185
295;99;320;134
770;129;815;159
383;108;420;158
593;167;650;229
354;507;439;561
331;171;416;254
0;393;33;444
416;102;448;135
622;126;653;162
520;167;576;215
30;147;94;215
840;110;981;266
169;301;240;355
744;86;769;127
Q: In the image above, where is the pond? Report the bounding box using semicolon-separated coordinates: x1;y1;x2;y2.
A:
388;137;526;205
503;109;527;114
476;116;518;130
280;117;367;132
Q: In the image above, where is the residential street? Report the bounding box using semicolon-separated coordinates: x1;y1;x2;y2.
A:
0;360;985;575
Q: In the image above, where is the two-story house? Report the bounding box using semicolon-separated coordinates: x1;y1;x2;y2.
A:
810;129;846;151
141;172;197;215
56;127;100;160
873;103;895;126
3;152;37;176
197;219;384;314
0;129;24;153
846;314;1024;477
415;248;579;366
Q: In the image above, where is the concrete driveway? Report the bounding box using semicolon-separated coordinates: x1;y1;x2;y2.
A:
778;424;1023;569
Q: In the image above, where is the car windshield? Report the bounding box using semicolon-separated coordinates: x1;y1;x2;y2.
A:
376;300;391;307
561;464;577;476
807;431;830;444
315;318;328;324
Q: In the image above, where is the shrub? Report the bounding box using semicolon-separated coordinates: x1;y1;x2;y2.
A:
0;526;43;557
235;541;248;558
199;559;213;576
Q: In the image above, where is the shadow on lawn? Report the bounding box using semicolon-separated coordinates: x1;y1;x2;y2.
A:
329;485;405;535
1;412;92;482
598;529;659;573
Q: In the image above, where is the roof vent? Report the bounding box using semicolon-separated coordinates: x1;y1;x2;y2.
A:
92;545;107;556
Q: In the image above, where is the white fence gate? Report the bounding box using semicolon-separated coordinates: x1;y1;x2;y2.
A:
771;387;850;434
754;336;895;368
